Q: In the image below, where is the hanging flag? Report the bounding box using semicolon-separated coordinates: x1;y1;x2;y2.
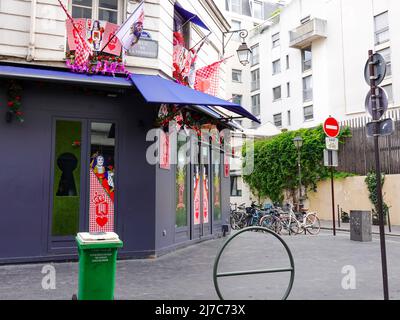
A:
194;59;224;97
74;33;91;66
57;0;92;66
115;0;145;50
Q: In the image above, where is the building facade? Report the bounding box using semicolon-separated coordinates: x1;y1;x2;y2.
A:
0;0;262;264
253;0;399;131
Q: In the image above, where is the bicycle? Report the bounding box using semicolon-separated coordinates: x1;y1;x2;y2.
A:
259;208;282;234
296;210;321;235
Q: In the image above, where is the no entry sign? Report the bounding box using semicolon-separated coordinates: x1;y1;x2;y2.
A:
324;117;340;138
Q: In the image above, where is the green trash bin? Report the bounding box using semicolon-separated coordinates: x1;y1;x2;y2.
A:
76;232;123;300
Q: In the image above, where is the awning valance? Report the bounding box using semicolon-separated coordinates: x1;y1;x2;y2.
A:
0;63;260;123
129;74;260;123
174;4;210;31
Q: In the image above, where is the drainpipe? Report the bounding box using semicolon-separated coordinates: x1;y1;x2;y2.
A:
27;0;37;61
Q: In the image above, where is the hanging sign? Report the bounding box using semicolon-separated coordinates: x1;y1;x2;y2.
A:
66;18;121;56
89;154;115;233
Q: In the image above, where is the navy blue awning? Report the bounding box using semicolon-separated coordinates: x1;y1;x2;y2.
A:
0;63;260;123
129;74;260;123
174;4;210;31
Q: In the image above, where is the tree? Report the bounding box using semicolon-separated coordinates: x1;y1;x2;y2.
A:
242;125;351;204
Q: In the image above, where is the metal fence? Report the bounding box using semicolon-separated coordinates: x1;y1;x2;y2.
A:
337;109;400;175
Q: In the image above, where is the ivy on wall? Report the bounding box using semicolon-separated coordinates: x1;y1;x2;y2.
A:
242;125;351;204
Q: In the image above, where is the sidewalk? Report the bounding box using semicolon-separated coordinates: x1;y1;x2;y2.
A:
320;220;400;236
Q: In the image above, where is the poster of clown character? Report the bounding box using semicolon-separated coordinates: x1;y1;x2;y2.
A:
89;153;115;232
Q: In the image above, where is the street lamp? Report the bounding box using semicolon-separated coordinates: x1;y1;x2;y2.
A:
293;136;303;211
222;29;252;66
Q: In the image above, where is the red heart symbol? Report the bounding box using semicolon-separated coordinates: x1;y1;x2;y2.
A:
108;42;116;51
96;217;108;227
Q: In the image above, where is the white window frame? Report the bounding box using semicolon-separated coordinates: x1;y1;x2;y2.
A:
273;86;282;101
251;94;261;116
272;59;281;75
304;105;314;121
71;0;122;24
232;69;242;83
229;0;242;15
303;75;313;102
252;0;264;20
374;11;390;46
251;69;260;92
251;44;260;66
273;113;282;128
272;32;280;48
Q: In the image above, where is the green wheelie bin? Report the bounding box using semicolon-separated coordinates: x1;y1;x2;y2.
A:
75;232;123;300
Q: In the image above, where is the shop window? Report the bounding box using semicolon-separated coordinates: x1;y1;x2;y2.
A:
72;0;121;24
212;148;221;222
230;176;242;197
89;122;116;232
52;120;82;237
176;131;188;228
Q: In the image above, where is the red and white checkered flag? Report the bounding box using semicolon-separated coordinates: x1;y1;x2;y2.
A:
75;35;91;67
194;60;224;97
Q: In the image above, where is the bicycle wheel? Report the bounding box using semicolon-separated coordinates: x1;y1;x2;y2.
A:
306;214;321;235
289;220;300;235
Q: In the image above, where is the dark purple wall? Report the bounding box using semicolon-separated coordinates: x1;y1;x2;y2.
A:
0;80;157;262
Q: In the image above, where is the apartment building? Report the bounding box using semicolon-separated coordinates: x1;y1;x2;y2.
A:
253;0;399;131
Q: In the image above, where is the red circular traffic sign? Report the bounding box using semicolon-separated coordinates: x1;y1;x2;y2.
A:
324;117;340;138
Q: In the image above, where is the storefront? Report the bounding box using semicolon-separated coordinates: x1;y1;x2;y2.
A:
0;62;259;264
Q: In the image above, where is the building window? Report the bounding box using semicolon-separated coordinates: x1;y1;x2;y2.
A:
230;0;242;14
302;46;312;72
287;110;291;126
286;54;290;69
252;0;263;20
251;44;260;66
303;75;313;102
175;10;191;48
272;59;281;74
374;11;389;45
251;94;260;116
232;94;242;105
378;47;391;78
382;84;393;104
273;113;282;128
232;69;242;82
287;82;291;97
231;20;242;41
72;0;120;24
230;176;242;197
251;69;260;91
272;32;280;48
304;105;314;121
273;86;281;101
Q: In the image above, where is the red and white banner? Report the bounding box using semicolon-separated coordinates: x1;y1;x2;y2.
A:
194;171;201;225
202;173;209;224
66;18;121;56
194;60;224;97
160;131;170;170
89;170;114;233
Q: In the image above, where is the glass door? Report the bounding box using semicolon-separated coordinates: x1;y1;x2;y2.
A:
89;122;116;233
50;119;86;249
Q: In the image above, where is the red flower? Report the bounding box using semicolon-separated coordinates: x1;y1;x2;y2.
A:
7;101;14;107
16;111;23;116
16;96;21;101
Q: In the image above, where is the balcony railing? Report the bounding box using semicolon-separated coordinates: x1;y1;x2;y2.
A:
289;18;327;49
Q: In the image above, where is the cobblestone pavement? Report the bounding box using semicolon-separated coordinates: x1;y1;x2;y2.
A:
1;230;400;300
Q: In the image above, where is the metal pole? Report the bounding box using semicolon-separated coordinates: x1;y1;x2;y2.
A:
337;205;341;228
298;148;302;213
330;163;336;236
369;49;389;300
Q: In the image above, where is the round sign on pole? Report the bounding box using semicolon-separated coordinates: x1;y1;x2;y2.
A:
365;87;388;120
364;53;387;86
324;117;340;138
